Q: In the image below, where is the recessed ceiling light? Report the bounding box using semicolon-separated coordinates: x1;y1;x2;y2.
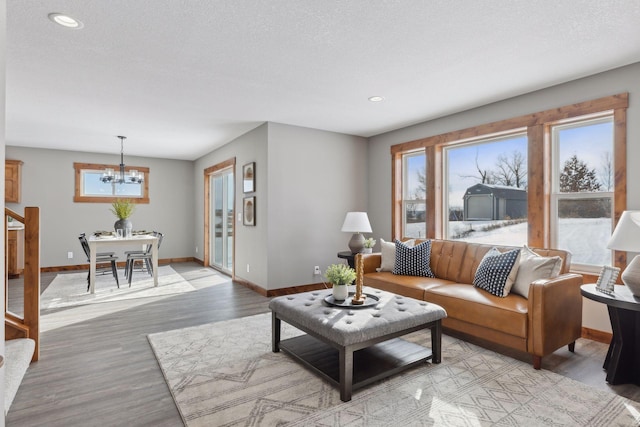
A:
368;96;385;102
48;13;84;29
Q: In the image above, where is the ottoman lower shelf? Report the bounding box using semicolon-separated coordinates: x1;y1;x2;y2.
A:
279;333;433;394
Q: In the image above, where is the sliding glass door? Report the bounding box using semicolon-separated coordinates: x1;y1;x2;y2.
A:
210;168;234;274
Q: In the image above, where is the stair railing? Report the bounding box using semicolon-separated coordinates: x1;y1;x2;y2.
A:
5;207;40;362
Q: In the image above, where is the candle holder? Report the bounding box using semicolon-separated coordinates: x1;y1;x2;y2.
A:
352;253;367;305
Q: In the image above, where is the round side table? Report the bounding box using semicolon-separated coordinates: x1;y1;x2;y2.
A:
337;251;355;269
581;284;640;386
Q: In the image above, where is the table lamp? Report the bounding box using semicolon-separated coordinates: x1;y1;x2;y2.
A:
607;210;640;297
341;212;372;254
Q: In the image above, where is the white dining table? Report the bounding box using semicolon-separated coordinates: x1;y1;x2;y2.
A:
88;234;159;294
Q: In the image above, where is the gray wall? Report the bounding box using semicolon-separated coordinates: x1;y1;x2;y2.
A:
193;122;368;291
367;61;640;332
5;146;194;267
267;123;368;289
193;123;269;288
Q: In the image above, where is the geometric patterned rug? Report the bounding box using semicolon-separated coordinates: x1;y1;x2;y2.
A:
148;313;640;426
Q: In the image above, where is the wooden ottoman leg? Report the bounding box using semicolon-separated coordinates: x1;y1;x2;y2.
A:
339;346;353;402
431;320;442;364
272;312;281;353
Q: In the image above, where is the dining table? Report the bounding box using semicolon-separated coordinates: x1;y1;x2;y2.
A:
88;233;159;294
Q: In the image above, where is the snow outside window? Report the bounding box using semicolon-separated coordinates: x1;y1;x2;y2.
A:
551;116;614;271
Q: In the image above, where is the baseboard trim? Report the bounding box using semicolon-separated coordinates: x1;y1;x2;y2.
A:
581;326;612;344
231;279;327;297
233;278;267;297
266;283;328;297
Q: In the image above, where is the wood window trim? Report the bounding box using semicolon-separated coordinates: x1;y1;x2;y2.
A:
73;162;150;204
390;93;628;271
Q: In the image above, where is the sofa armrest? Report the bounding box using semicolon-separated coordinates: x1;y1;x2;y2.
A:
527;273;583;358
360;253;382;274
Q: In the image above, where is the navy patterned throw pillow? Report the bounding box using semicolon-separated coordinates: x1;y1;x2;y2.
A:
392;240;435;277
473;248;521;297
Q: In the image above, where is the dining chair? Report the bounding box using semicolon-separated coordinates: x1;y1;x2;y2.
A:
125;232;164;286
124;231;154;279
78;233;120;291
124;231;159;279
80;233;116;257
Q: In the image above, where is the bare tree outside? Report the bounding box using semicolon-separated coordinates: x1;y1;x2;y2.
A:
495;150;527;188
458;149;526;188
599;151;613;191
414;166;426;200
459;150;495;184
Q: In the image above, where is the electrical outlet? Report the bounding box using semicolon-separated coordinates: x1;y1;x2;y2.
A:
314;266;321;275
195;246;198;253
246;264;250;273
67;251;73;259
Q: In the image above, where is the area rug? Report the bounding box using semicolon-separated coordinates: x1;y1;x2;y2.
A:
42;265;195;309
148;313;640;426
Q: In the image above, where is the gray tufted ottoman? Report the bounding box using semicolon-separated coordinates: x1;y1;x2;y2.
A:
269;287;447;401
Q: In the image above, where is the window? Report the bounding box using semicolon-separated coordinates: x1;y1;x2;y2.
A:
391;93;627;273
444;133;527;246
402;151;426;238
74;163;150;203
551;116;614;270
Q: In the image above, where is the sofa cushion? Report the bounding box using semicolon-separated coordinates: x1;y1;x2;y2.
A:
511;245;563;298
379;238;414;271
364;272;456;301
473;248;521;297
425;284;528;338
393;240;435;277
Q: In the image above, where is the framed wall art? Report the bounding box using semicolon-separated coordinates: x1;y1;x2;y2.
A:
596;265;620;295
243;196;255;226
243;162;255;193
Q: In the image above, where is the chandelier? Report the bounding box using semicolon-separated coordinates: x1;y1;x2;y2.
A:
100;136;143;184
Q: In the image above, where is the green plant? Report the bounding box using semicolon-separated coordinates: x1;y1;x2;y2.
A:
363;238;376;248
324;264;356;286
110;198;135;220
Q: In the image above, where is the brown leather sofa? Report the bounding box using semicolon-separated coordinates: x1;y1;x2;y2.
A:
361;239;583;369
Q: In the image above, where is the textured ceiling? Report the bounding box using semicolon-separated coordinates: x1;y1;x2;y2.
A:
6;1;640;160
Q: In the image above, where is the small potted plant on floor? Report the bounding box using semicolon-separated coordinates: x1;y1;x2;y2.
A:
363;238;377;254
110;198;135;236
325;264;356;301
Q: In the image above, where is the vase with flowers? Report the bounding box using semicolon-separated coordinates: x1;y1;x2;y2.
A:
325;263;356;301
110;198;135;236
363;238;377;254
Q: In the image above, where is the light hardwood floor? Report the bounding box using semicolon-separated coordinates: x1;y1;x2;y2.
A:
6;262;640;426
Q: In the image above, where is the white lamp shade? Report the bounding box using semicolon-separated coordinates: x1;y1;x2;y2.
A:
607;211;640;252
341;212;372;233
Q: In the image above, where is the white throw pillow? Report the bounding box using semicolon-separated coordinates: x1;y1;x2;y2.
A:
511;245;563;298
379;238;414;272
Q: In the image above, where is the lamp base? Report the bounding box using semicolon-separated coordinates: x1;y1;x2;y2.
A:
348;233;365;254
622;255;640;298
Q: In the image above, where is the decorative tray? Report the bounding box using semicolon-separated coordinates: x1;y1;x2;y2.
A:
323;292;380;308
